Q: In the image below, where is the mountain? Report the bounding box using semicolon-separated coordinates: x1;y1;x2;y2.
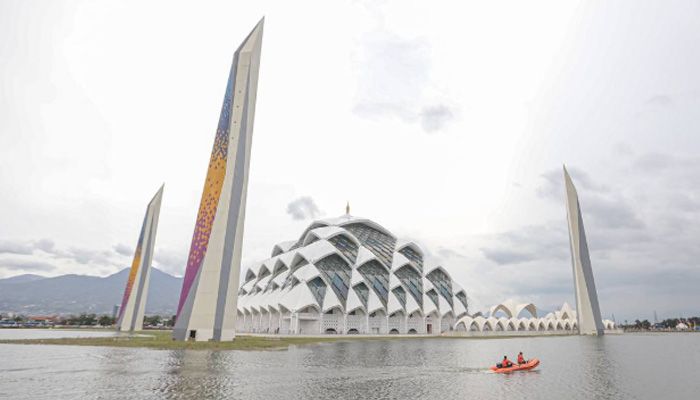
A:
0;268;182;316
0;274;46;284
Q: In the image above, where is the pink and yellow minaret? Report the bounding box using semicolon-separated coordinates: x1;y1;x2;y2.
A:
173;19;264;341
116;185;164;332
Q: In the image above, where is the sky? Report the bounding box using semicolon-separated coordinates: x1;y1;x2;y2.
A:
1;0;699;322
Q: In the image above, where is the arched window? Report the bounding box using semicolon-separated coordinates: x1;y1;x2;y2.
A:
395;265;423;307
344;223;396;268
315;254;352;307
426;268;453;307
398;246;423;273
307;277;327;307
328;235;359;263
357;260;390;306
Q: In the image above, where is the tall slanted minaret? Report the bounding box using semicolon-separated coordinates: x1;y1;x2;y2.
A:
563;166;604;335
116;185;164;332
173;19;264;342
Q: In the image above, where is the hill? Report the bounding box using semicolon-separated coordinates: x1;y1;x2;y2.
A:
0;268;182;316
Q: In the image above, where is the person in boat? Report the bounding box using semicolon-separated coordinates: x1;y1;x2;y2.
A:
497;355;513;368
517;352;527;365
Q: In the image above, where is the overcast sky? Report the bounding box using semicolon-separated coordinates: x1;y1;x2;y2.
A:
1;0;699;322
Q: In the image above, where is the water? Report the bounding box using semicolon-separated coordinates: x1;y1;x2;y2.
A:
1;333;698;399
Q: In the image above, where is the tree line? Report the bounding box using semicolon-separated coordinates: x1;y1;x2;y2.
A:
0;313;177;327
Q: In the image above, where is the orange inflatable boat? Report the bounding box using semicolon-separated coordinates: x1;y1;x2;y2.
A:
490;358;540;373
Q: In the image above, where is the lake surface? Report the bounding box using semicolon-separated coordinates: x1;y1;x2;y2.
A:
1;333;698;399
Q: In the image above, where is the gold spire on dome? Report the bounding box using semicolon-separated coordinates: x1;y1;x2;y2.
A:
346;201;350;215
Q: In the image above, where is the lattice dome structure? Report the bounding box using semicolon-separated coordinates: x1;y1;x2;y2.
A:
236;215;468;335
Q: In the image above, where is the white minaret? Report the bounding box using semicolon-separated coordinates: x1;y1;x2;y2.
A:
173;19;264;341
116;185;164;332
563;166;604;335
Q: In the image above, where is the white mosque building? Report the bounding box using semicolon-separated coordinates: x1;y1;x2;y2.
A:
236;214;469;335
234;215;616;336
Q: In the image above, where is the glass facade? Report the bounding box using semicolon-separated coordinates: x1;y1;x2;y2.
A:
328;235;359;263
398;246;423;273
394;265;423;307
426;288;439;308
307;276;327;307
344;223;396;268
315;254;352;307
353;282;369;309
357;260;390;306
426;269;454;307
392;286;406;309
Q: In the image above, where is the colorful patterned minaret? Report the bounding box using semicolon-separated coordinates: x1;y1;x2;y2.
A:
116;185;164;332
173;19;264;341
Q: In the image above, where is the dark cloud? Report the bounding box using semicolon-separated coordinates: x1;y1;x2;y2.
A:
583;196;645;229
0;259;55;272
420;104;454;132
479;223;569;267
537;166;642;230
113;243;133;257
286;196;321;221
481;248;537;265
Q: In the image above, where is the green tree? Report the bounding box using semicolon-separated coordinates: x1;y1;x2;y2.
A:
98;315;115;326
143;315;161;327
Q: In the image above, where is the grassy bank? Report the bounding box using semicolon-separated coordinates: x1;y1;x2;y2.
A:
0;330;406;351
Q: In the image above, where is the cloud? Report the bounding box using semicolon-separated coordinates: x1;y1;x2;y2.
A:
537;166;609;200
352;30;455;133
633;152;676;172
479;223;570;267
64;247;113;265
286;196;322;221
0;259;56;272
420;104;454;132
0;238;55;255
154;248;186;276
113;243;133;257
583;196;644;229
35;239;55;252
646;94;672;107
537;166;643;230
481;248;537;265
0;240;34;255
